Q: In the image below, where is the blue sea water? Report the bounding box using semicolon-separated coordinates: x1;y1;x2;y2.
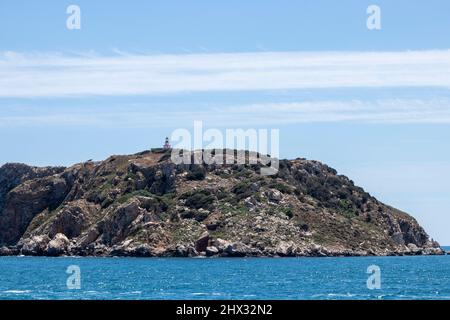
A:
0;253;449;300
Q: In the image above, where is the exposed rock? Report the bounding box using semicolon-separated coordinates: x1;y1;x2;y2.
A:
422;247;444;255
0;175;71;245
169;244;198;257
20;235;50;256
0;149;443;257
46;233;70;256
224;242;251;257
195;232;210;252
174;244;188;257
249;182;261;192
212;238;231;252
0;246;19;256
276;241;295;256
205;219;219;231
266;189;283;203
0;163;64;212
97;200;146;245
78;228;100;247
206;246;219;256
30;200;99;241
243;197;257;211
0;246;9;255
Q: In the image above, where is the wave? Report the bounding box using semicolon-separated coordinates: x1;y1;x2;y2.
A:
3;290;32;294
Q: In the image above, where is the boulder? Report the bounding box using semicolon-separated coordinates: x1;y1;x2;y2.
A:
0;246;12;256
212;238;231;252
165;244;199;257
249;182;261;192
78;228;100;247
206;246;219;257
195;232;210;252
205;220;219;231
174;244;188;257
132;244;155;257
20;235;50;255
224;242;250;257
266;189;283;203
275;241;295;256
46;233;70;256
422;247;444;255
243;197;257;211
407;243;421;254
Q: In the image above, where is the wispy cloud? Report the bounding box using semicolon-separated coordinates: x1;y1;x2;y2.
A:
1;98;450;127
1;50;450;97
221;98;450;124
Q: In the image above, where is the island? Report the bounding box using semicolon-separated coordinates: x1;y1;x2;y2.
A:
0;148;443;257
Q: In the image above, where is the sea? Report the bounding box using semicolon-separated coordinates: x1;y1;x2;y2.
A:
0;248;449;300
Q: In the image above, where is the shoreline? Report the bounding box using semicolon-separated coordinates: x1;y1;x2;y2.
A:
0;249;445;259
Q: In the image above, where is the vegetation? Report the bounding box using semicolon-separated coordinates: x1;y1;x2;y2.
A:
116;189;153;204
186;165;206;181
181;189;215;210
268;181;293;194
231;182;253;200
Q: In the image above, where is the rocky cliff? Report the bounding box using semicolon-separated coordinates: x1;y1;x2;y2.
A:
0;149;443;257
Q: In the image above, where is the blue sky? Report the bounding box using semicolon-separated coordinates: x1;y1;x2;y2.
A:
0;0;449;243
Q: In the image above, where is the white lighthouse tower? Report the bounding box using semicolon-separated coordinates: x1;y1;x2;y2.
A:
163;137;171;149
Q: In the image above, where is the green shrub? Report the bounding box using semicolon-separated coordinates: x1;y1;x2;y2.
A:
182;189;215;210
269;182;293;194
186;165;206;180
117;189;152;204
281;207;294;219
338;199;358;218
305;176;330;202
180;210;209;222
231;182;252;200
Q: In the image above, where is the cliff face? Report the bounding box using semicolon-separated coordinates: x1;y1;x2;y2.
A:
0;164;66;245
0;149;443;257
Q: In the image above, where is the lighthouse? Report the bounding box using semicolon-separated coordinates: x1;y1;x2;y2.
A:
163;137;171;149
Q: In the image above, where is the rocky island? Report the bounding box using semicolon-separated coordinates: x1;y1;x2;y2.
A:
0;149;443;257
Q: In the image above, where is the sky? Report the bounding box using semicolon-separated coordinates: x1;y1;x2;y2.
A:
0;0;449;243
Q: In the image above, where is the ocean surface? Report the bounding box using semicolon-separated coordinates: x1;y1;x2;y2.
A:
0;250;449;300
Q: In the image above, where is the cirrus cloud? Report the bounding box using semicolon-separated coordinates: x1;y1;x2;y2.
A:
0;50;450;97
